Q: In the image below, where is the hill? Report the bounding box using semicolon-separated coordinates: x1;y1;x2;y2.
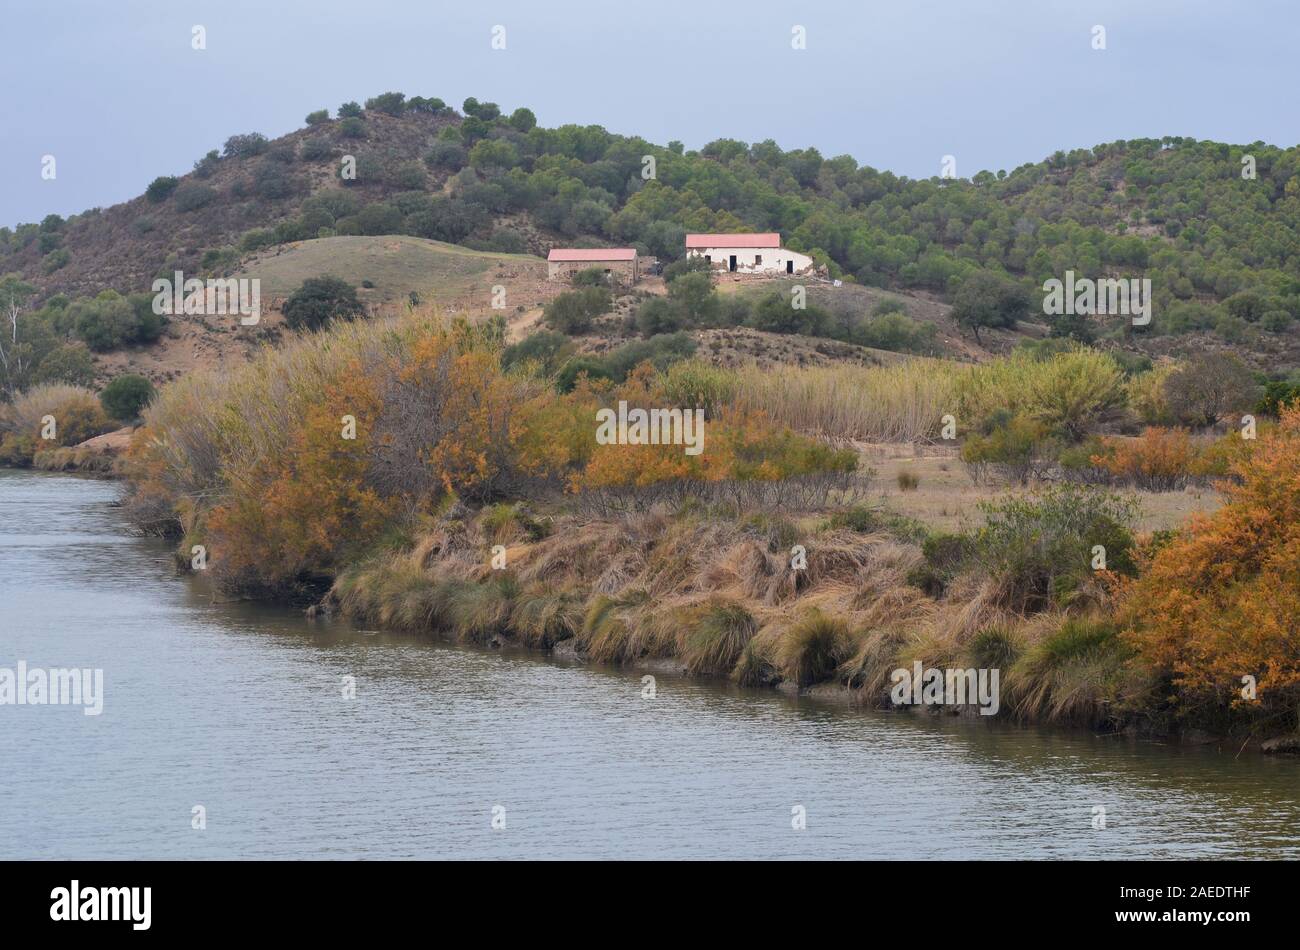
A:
3;92;1300;393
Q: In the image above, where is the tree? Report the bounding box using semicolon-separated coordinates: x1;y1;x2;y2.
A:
1163;352;1259;428
951;271;1030;342
508;107;537;132
100;374;155;422
282;277;366;331
634;297;686;336
364;92;407;116
666;271;719;326
33;341;95;387
222;132;269;158
0;275;36;397
338;101;363;118
305;109;330;125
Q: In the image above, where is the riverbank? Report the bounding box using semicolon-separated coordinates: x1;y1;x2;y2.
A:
105;312;1300;751
12;470;1300;860
301;498;1287;750
0;424;134;476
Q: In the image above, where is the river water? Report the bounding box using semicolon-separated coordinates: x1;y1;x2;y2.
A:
2;469;1298;859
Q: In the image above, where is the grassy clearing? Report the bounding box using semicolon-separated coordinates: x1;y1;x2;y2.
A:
731;360;965;443
237;234;543;310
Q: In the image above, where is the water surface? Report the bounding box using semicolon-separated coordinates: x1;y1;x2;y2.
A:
2;469;1297;859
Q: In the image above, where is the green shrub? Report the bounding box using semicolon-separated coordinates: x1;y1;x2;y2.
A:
975;485;1138;613
1258;378;1300;417
305;109;330;125
501;331;574;376
192;150;220;179
173;183;217;212
872;297;908;317
571;267;609;288
33;342;95;387
42;249;70;273
100;374;155;422
254;162;296;200
830;504;884;533
634;297;687;336
555;356;615;393
601;333;696;380
424;141;467;170
364;92;407;115
282;277;366;331
543;287;611;334
145;176;179;203
69;293;164;352
961;412;1053;484
661;255;712;284
857;312;937;354
222;133;269;158
907;531;976;596
301;137;332;161
1261;309;1292;333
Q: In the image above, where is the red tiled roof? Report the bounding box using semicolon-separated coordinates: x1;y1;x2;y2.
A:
685;233;781;249
547;248;637;262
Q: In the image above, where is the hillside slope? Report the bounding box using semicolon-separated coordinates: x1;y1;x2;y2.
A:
4;93;1300;389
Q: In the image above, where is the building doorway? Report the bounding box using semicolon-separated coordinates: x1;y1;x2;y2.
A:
729;255;737;272
786;260;794;274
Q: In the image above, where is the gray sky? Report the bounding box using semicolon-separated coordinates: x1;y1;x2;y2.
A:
2;0;1296;227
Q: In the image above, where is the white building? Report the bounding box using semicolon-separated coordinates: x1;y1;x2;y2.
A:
685;233;814;275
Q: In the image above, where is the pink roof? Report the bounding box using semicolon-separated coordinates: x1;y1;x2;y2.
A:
547;247;637;262
686;233;781;249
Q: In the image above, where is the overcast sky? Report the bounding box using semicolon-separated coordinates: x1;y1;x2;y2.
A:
2;0;1296;227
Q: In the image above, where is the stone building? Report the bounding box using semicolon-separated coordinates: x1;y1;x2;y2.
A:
546;247;639;284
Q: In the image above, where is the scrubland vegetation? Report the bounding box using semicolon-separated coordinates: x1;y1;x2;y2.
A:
5;92;1300;745
0;383;115;467
110;301;1300;745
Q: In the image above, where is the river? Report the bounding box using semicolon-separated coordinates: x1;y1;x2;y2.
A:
2;469;1298;859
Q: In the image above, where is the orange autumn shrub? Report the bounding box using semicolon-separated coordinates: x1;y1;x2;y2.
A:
1090;427;1201;489
1120;405;1300;726
206;363;396;592
126;313;862;592
1090;425;1254;490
